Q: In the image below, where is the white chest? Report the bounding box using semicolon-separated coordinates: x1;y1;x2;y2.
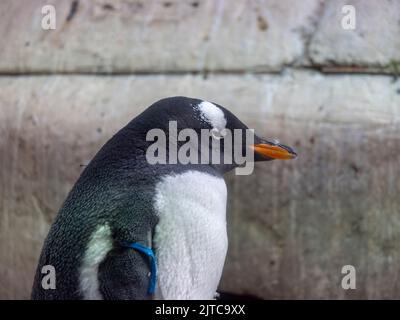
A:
153;170;228;300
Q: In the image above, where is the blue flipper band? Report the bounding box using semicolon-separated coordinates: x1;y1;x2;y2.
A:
125;242;157;295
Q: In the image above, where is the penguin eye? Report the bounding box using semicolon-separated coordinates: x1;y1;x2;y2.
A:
211;128;227;140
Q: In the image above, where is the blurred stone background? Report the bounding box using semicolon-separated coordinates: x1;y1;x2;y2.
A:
0;0;400;299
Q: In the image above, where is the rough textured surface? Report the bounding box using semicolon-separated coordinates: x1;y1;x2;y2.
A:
2;0;400;73
1;72;400;299
309;0;400;69
0;0;320;73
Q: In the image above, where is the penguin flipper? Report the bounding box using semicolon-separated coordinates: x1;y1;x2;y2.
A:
98;245;153;300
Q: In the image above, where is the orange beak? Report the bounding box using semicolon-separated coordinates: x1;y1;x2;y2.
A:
251;142;297;160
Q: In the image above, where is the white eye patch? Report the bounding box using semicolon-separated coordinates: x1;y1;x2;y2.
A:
196;101;227;131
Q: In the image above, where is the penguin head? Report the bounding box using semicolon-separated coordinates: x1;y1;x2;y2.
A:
133;96;297;174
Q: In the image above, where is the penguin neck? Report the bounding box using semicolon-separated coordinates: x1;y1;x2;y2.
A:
148;163;224;182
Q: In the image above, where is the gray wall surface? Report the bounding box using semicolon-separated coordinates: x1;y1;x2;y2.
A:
0;0;400;299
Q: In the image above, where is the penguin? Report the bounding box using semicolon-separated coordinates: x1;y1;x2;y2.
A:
31;96;296;300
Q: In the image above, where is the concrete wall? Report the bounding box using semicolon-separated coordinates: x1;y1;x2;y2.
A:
0;0;400;299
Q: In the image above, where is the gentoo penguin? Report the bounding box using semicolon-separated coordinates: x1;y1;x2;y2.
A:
31;96;296;300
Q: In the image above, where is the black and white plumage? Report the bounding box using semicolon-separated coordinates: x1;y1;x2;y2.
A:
31;96;296;300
